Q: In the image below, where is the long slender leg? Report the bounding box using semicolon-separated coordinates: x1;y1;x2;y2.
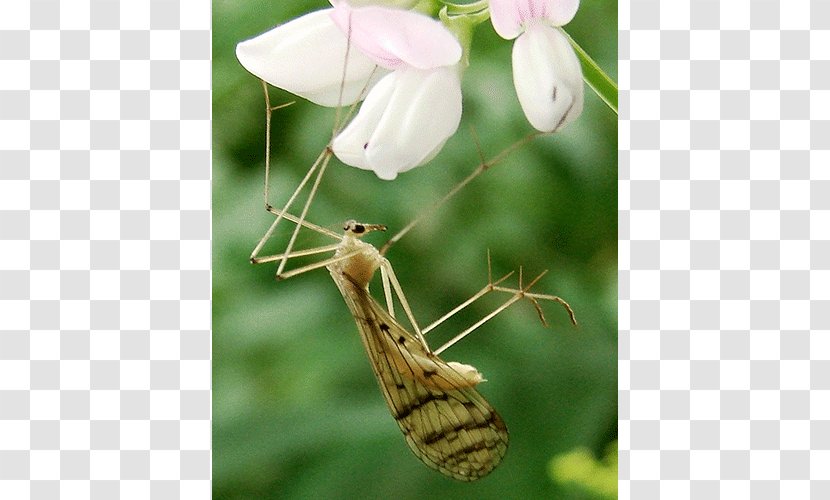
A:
257;147;330;263
434;294;527;356
258;77;341;278
251;243;341;266
379;258;428;351
491;285;578;326
422;252;517;335
276;249;362;281
255;32;379;266
379;264;396;319
275;152;332;277
421;270;515;335
379;131;543;256
249;204;341;267
265;207;341;239
261;80;296;208
249;192;340;264
252;81;336;265
377;255;575;355
432;271;576;356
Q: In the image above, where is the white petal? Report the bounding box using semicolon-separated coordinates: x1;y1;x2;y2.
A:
512;23;583;132
332;66;462;180
365;67;462;179
331;72;398;171
235;9;385;107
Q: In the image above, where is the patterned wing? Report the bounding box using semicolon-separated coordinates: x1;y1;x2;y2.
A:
348;288;509;481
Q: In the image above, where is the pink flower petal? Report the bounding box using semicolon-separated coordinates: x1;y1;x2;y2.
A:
490;0;528;39
329;3;461;70
490;0;580;39
545;0;580;26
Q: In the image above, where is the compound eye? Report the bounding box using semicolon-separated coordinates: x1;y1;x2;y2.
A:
342;220;365;234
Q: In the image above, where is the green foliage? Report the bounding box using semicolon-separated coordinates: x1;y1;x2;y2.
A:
566;31;618;114
214;1;617;498
549;442;619;499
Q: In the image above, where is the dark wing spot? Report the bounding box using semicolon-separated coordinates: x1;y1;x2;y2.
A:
394;393;449;420
552;85;558;102
379;323;390;333
421;419;499;446
397;335;406;345
442;441;496;463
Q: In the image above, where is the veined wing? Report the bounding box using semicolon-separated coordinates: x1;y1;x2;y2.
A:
346;284;509;481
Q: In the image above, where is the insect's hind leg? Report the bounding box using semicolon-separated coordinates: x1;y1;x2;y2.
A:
489;268;577;328
419;253;577;356
421;269;516;337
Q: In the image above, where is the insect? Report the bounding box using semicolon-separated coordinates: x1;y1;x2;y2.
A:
248;82;577;481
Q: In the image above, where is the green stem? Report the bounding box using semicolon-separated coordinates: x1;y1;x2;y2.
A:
562;30;618;115
441;0;489;16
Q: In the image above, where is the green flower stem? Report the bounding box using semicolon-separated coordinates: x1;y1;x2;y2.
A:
440;6;490;68
562;30;618;115
441;0;489;16
413;0;442;16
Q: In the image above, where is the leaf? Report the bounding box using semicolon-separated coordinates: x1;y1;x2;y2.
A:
564;30;618;115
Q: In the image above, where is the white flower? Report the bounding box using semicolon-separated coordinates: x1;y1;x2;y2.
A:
236;2;464;179
490;0;584;132
235;9;386;107
328;3;463;179
332;66;462;180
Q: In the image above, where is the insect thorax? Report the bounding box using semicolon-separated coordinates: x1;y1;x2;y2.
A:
329;236;382;289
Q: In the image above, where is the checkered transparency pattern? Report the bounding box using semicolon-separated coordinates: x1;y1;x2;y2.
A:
0;1;211;498
621;0;829;498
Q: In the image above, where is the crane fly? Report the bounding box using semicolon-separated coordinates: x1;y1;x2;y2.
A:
253;209;574;480
324;220;508;480
247;60;576;478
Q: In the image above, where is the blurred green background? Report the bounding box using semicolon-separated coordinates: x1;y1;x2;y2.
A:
213;1;617;498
